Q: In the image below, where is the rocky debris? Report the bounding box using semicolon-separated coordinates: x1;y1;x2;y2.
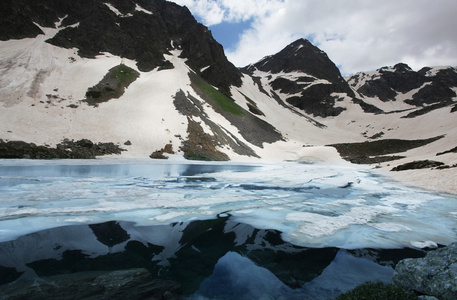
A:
0;140;68;159
240;93;265;116
150;143;175;159
391;160;445;171
0;138;125;159
0;268;183;300
437;146;457;156
180;118;230;161
329;136;443;164
173;89;261;160
393;243;457;300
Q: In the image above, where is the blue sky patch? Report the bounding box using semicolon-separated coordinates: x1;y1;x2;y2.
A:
208;20;253;52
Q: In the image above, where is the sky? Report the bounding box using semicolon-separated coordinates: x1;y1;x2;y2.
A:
170;0;457;75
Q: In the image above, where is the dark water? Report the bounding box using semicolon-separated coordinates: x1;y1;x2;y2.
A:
0;217;427;299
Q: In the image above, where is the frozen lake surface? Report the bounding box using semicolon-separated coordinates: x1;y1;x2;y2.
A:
0;159;456;298
0;159;456;248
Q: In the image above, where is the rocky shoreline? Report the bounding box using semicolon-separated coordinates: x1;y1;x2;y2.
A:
0;138;125;159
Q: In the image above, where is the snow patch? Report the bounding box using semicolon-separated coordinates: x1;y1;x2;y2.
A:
104;2;133;17
104;3;123;16
200;65;211;73
135;4;153;14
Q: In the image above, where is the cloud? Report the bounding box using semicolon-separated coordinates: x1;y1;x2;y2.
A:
171;0;457;75
171;0;284;25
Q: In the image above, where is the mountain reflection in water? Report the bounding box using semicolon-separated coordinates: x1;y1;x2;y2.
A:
0;218;426;299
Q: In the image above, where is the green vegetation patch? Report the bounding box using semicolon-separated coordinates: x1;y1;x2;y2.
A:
337;282;417;300
84;64;140;106
329;135;444;164
189;72;244;116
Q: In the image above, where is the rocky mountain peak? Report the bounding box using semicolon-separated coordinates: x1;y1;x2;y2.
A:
348;63;457;117
393;63;413;73
242;38;356;117
243;38;345;86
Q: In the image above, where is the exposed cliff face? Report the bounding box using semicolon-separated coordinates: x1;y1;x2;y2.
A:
0;0;241;93
348;63;457;117
242;39;356;118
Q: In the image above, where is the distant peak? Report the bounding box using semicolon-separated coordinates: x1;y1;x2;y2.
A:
289;38;312;48
393;63;413;73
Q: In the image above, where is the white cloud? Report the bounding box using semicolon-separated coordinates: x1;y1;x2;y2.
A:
171;0;457;75
171;0;284;25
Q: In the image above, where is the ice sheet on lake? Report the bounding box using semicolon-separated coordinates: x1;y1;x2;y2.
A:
0;159;456;249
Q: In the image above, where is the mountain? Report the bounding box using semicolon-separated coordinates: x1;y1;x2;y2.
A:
242;38;356;118
0;0;241;94
348;63;457;117
0;0;456;191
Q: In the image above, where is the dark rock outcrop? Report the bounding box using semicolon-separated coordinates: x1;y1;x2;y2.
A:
393;243;457;299
329;136;444;164
242;39;358;117
84;64;140;106
0;138;125;159
349;64;457;117
244;39;349;88
150;143;175;159
391;160;445;171
173;88;262;160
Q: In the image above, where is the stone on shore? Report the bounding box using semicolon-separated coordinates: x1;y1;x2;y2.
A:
393;243;457;300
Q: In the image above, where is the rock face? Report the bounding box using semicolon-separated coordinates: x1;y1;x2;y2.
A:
242;38;355;117
348;63;457;117
393;243;457;300
0;0;241;94
0;139;125;159
391;160;445;171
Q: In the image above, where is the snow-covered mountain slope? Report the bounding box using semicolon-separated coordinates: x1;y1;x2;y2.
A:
1;0;456;192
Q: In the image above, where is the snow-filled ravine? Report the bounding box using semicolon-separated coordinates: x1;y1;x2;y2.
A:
0;159;456;298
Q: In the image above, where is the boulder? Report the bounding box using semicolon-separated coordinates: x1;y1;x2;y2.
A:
393;243;457;299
